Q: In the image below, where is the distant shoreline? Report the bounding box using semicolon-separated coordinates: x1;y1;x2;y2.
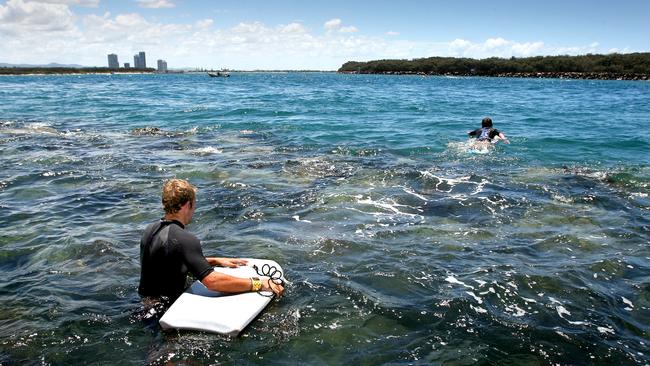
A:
338;53;650;81
2;67;648;80
0;68;336;76
337;70;649;81
0;67;157;75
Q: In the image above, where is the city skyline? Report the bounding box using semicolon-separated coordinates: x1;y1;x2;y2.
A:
106;51;169;72
1;0;649;70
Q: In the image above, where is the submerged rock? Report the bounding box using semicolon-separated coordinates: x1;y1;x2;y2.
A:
130;126;192;137
131;127;163;136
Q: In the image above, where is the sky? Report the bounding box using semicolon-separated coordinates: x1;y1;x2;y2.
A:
0;0;648;70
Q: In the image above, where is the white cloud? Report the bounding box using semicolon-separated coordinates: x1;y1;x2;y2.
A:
324;18;341;31
607;47;630;54
339;26;357;34
280;22;307;34
386;31;399;36
449;38;471;49
484;37;509;49
195;19;213;29
0;0;77;34
511;41;545;56
552;43;600;56
445;37;545;58
323;18;357;34
0;0;82;64
136;0;174;9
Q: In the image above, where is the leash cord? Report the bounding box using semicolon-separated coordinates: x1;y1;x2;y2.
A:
253;264;284;298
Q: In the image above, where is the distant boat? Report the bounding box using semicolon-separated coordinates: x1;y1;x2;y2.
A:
207;72;230;78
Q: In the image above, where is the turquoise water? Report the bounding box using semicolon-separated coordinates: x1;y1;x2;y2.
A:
1;73;649;365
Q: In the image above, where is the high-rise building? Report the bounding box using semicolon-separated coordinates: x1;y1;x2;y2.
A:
133;51;146;69
124;62;130;69
107;54;119;69
157;59;168;73
140;51;147;69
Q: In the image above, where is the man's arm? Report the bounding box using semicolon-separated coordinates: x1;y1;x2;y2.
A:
201;271;284;296
202;255;282;295
206;257;248;267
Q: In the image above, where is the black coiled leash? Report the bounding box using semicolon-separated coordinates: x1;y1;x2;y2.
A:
253;263;284;297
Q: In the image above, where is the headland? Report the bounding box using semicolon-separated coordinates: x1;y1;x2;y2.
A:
338;53;650;80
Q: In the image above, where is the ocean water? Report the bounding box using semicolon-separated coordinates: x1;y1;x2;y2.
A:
0;73;648;365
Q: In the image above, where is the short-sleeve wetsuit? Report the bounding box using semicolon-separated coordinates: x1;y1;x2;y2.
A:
138;219;213;300
468;127;501;141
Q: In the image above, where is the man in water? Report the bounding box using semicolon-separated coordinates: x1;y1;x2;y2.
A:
468;117;510;145
138;179;284;306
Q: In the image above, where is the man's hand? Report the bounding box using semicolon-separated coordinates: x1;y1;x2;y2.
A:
261;277;285;297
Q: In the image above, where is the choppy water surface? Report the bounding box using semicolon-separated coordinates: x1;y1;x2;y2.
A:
1;73;649;365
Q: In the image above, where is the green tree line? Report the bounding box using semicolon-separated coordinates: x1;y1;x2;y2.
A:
338;53;650;79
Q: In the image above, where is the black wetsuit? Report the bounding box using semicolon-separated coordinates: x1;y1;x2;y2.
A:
138;219;213;300
468;127;501;141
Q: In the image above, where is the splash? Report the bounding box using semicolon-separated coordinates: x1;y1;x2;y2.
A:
189;146;223;155
446;140;494;155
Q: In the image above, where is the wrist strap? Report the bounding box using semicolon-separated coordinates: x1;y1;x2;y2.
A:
251;277;262;292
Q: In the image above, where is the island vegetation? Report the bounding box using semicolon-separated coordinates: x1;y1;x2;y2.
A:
338;53;650;80
0;67;156;75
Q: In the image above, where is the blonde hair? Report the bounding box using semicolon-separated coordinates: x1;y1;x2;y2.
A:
161;179;197;214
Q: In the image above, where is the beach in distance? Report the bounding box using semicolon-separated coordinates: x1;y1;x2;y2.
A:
0;72;648;364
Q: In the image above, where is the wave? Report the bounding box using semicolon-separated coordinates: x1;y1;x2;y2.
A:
187;146;223;155
0;121;60;135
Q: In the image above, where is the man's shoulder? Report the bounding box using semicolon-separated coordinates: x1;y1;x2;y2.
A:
144;221;160;230
168;223;199;243
141;221;161;236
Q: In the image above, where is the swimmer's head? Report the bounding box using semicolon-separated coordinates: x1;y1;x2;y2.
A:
481;117;493;128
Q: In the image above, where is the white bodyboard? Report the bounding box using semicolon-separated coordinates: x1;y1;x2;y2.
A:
159;258;284;336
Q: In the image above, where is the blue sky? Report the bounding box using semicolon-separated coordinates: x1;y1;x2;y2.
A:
1;0;648;69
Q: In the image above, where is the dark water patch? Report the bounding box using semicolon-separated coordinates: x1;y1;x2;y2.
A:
130;126;196;138
246;160;278;169
0;245;41;273
283;156;357;180
1;306;146;365
237;129;270;140
532;234;604;253
439;271;648;364
330;145;383;157
220;107;278;117
605;168;650;190
589;258;643;280
32;238;132;266
418;197;503;226
372;225;495;244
